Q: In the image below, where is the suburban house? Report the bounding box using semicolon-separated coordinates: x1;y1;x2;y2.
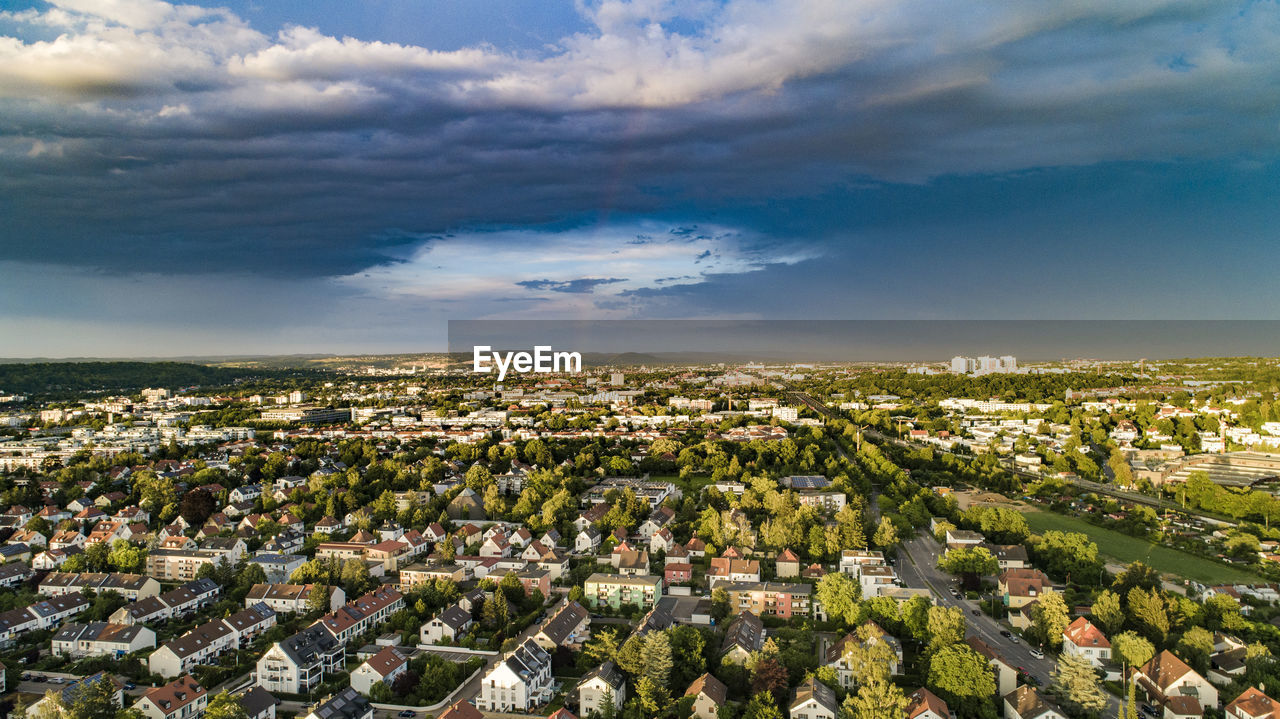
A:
302;688;372;719
133;676;208;719
1226;687;1280;719
350;646;409;695
719;611;764;665
149;603;277;678
1062;617;1111;667
790;676;839;719
52;622;155;658
967;636;1018;698
533;601;590;650
1004;686;1067;719
1133;650;1219;714
906;688;952;719
256;624;345;695
685;673;728;719
474;638;553;712
420;603;473;644
245;584;345;615
825;622;902;688
576;661;625;717
315;587;404;646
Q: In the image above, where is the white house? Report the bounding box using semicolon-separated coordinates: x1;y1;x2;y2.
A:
350;646;408;695
474;638;553;712
420;604;473;644
1062;617;1111;667
790;677;838;719
576;661;625;717
133;676;207;719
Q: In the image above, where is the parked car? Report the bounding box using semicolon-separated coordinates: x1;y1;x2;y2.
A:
1029;648;1044;659
999;630;1012;638
399;712;416;718
971;609;981;616
124;682;137;690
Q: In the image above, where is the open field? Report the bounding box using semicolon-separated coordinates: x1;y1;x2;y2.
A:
1025;510;1261;585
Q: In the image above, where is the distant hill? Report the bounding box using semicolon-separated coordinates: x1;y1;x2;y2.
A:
0;361;327;395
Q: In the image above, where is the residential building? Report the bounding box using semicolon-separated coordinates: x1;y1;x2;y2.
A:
421;604;473;644
825;622;902;688
245;584;345;615
256;624;345;695
134;676;207;719
718;581;812;619
790;676;839;719
1062;617;1111;667
1133;650;1218;713
719;611;764;665
474;638;553;712
302;688;372;719
1227;687;1280;719
1004;686;1067;719
350;646;408;695
149;604;277;678
583;574;662;610
52;622;156;657
533;601;590;650
906;688;951;719
576;661;625;717
685;673;727;719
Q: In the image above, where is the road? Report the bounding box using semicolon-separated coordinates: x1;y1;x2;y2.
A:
899;536;1125;717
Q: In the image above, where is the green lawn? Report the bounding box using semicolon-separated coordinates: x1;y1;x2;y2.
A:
1024;510;1261;585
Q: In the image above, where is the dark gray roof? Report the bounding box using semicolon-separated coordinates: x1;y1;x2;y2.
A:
309;687;370;719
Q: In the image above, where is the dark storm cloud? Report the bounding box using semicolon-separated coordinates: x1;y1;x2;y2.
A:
516;277;627;294
1;0;1279;284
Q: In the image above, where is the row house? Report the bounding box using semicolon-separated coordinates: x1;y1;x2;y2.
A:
0;594;89;645
52;622;156;658
110;578;220;625
315;587;404;646
244;584;346;615
39;572;160;600
148;603;277;678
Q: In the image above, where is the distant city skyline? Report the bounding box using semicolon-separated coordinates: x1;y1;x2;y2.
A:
3;1;1280;355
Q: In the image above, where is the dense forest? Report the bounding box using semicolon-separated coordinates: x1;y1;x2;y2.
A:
0;361;329;395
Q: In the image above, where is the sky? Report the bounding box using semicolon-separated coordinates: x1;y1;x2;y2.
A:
2;0;1280;357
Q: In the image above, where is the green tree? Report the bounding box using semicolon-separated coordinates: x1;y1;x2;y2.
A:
742;692;784;719
816;572;862;627
1127;587;1170;645
1175;626;1213;674
927;644;997;719
1111;631;1155;672
1049;651;1108;715
872;516;899;549
585;628;622;665
926;605;966;652
937;546;999;591
841;675;909;719
68;675;120;719
642;631;673;687
1091;589;1125;635
204;691;249;719
1032;589;1070;650
307;585;331;615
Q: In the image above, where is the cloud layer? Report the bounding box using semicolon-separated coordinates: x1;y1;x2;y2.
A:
2;0;1280;353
